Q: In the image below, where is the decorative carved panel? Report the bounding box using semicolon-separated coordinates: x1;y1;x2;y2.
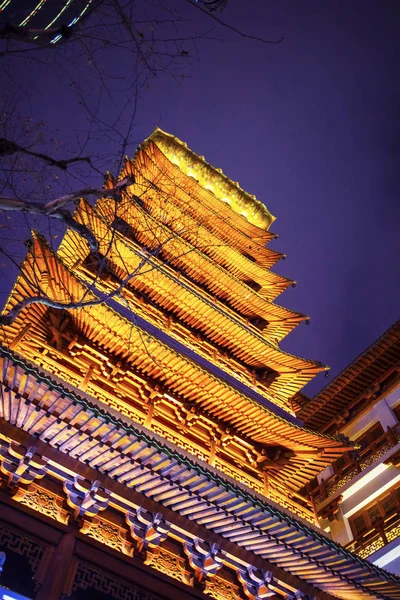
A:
386;522;400;544
80;517;133;556
204;575;242;600
13;484;69;524
72;561;164;600
357;537;385;559
150;423;209;462
144;546;193;586
213;458;263;495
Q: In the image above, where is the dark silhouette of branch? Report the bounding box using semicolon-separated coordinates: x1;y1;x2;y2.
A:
182;0;284;45
0;23;73;44
0;175;133;212
0;240;161;326
0;175;134;252
0;138;92;171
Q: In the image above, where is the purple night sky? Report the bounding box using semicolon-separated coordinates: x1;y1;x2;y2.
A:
1;0;399;397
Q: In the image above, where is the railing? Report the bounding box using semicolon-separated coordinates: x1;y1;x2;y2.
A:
345;513;400;559
310;424;400;505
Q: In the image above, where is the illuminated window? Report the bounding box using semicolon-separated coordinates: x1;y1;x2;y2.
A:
349;484;400;537
0;587;32;600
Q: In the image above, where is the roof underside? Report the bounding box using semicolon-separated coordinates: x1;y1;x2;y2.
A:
0;235;352;493
1;347;399;600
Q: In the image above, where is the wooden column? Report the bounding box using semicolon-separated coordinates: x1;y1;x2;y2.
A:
305;483;320;528
145;399;155;429
263;470;270;499
308;494;320;528
35;533;76;600
144;390;162;429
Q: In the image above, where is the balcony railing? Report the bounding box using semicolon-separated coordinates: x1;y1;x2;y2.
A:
345;512;400;559
309;424;400;506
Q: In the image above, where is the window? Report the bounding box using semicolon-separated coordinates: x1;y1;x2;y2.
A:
354;422;384;450
392;403;400;422
349;485;400;538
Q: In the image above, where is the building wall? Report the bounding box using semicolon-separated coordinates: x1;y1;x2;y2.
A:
317;382;400;574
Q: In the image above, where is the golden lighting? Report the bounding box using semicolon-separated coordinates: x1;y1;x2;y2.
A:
147;128;275;230
343;469;400;518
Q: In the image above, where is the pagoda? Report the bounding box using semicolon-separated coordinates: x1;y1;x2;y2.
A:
0;129;399;600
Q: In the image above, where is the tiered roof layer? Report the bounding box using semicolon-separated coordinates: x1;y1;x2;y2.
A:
298;321;400;433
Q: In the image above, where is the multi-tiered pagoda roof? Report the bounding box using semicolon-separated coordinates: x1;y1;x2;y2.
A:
1;129;399;600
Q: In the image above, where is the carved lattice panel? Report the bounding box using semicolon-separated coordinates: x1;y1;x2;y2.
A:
144;546;192;586
72;561;165;600
0;522;45;574
81;518;132;555
357;537;385;559
386;523;400;544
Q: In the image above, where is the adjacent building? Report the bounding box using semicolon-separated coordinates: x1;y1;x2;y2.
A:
0;129;399;599
297;321;400;576
0;0;100;45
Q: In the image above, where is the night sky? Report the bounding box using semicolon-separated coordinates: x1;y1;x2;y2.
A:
1;0;399;397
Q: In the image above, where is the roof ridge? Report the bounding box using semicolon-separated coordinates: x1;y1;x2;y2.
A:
144;128;275;231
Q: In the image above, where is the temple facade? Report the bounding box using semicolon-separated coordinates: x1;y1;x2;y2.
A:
0;129;399;599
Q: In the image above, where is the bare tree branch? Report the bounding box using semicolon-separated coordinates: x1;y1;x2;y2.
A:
0;175;134;252
0;175;134;213
0;240;161;326
0;23;73;44
182;0;284;45
0;137;92;171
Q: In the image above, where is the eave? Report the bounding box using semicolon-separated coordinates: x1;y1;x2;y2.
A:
0;236;352;492
1;347;399;600
69;198;306;342
146;128;275;231
56;202;323;392
97;195;292;302
123;142;275;266
114;173;284;280
298;321;400;432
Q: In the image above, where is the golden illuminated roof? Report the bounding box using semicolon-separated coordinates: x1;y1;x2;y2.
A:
0;235;352;495
146;128;275;231
0;129;337;495
122;141;276;265
113;164;290;300
56;201;326;403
